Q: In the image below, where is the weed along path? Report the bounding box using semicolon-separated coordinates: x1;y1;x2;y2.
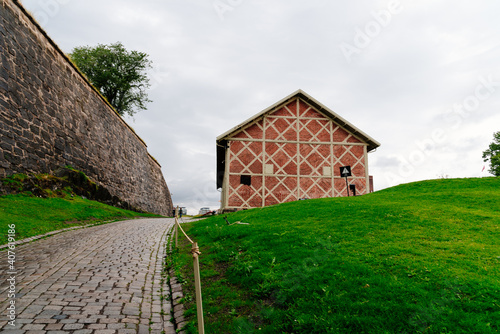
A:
0;218;177;333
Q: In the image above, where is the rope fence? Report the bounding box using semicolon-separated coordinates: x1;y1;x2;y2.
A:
173;207;205;334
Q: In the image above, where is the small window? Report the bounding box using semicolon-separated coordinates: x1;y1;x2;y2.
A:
265;164;274;174
240;175;252;186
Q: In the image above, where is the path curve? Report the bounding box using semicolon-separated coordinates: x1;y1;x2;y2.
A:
0;218;176;333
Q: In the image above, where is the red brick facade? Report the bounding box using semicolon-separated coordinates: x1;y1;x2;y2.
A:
216;90;379;211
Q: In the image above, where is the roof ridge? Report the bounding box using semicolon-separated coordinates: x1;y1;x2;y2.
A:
216;90;380;152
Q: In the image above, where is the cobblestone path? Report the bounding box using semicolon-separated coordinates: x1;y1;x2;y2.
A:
0;218;176;333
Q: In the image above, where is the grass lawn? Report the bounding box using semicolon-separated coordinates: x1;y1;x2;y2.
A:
0;194;161;245
170;177;500;333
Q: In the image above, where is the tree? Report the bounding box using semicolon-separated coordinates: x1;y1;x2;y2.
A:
482;131;500;176
70;42;152;117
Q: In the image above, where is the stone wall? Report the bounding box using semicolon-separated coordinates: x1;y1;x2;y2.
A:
0;0;173;215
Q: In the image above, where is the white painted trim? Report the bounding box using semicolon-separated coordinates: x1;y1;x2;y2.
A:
364;145;370;193
227;138;368;146
329;120;335;197
296;99;301;199
262;115;267;206
228;173;366;179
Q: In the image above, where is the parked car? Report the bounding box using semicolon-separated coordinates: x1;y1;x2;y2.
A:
198;207;211;215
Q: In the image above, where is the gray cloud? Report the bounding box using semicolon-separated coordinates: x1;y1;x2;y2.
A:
20;0;500;214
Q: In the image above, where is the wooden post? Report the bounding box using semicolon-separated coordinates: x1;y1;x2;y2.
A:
175;206;179;248
192;242;205;334
175;218;178;248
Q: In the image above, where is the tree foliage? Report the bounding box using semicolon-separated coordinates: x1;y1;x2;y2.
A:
70;42;152;117
482;131;500;176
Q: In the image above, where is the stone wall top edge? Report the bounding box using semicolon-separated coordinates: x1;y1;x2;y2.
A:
6;0;150;150
148;154;161;168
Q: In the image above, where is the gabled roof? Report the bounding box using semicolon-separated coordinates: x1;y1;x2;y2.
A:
216;89;380;189
217;89;381;151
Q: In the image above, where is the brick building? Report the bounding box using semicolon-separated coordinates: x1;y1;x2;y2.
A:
216;90;380;211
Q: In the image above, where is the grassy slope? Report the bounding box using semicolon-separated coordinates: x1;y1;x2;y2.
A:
173;178;500;334
0;194;161;245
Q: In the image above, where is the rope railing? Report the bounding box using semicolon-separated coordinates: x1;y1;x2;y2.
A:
173;207;205;334
176;217;194;244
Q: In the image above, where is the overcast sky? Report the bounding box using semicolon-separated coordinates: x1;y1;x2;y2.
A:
20;0;500;214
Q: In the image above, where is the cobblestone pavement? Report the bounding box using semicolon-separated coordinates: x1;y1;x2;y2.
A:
0;218;176;333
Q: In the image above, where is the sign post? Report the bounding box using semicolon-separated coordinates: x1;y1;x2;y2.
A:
339;166;352;197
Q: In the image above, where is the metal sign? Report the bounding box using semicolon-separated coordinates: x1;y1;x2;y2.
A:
340;166;352;177
340;166;352;197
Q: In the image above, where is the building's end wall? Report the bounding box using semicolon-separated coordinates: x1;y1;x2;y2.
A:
221;98;370;211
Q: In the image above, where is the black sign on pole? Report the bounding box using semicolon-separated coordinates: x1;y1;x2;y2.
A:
340;166;352;197
340;166;352;178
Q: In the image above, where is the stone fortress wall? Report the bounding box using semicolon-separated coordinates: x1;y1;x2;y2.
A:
0;0;173;215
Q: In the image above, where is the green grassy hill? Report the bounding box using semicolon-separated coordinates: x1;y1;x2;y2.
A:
172;177;500;334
